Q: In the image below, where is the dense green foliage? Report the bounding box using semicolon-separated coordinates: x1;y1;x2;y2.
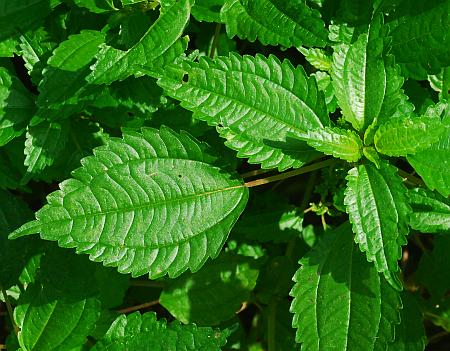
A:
1;0;450;350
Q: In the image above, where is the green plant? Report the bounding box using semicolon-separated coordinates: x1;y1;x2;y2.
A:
1;0;450;350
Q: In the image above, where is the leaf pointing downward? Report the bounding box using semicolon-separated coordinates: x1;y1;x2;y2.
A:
10;127;249;279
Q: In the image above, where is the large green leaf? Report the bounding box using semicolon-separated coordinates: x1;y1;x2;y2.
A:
0;0;61;41
160;253;259;325
408;102;450;197
192;0;224;22
14;283;101;351
0;67;36;146
409;188;450;234
374;116;445;156
87;0;191;85
331;15;412;131
290;222;402;350
92;312;230;350
10;127;249;279
74;0;117;13
387;0;450;79
344;161;410;290
292;127;363;161
23;120;69;183
159;53;329;170
220;0;328;48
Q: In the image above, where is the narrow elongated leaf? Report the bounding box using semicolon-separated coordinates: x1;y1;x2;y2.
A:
408;102;450;197
92;312;230;350
14;283;101;351
290;222;402;350
387;0;450;79
344;161;410;290
160;253;259;325
0;67;36;146
332;15;413;130
23;120;69;183
408;188;450;234
292;127;363;161
374;116;445;156
87;0;191;85
159;53;329;170
10;127;248;279
220;0;328;48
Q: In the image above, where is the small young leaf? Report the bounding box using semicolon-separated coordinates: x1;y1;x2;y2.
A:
292;127;363;162
290;222;402;350
92;312;230;350
160;253;259;325
408;188;450;234
10;127;249;279
298;47;331;71
87;0;192;84
159;53;329;170
192;0;224;22
344;161;410;290
220;0;329;48
374;116;445;156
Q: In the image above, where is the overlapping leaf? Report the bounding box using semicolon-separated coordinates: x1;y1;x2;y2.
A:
10;127;249;279
387;0;450;79
87;0;191;84
408;188;450;234
159;53;329;170
331;15;413;131
220;0;328;48
407;102;450;197
160;253;259;325
0;67;36;146
290;222;402;350
344;161;410;290
292;127;363;161
192;0;224;22
92;312;230;350
374;116;445;156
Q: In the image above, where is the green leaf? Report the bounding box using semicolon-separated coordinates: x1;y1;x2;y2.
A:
407;102;450;197
22;120;69;183
192;0;224;22
159;53;329;170
92;312;230;350
408;188;450;234
0;190;41;289
0;67;36;146
0;0;61;41
387;293;426;351
74;0;118;13
10;127;248;279
331;15;412;130
87;0;191;85
374;116;445;156
292;127;363;162
387;0;450;79
220;0;329;48
416;235;450;299
428;66;450;100
311;71;338;114
298;47;332;71
363;146;381;168
290;222;402;350
37;30;106;119
160;253;259;325
14;283;101;351
344;161;410;290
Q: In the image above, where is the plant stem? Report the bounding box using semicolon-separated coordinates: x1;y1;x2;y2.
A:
244;159;334;188
209;23;222;58
397;169;424;187
1;285;19;336
267;298;278;351
117;299;160;314
129;280;164;288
